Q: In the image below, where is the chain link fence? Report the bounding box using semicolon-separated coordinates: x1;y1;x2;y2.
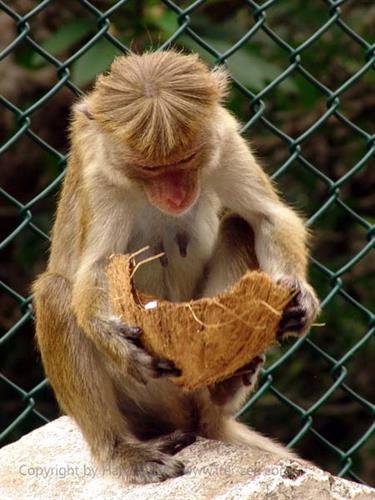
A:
0;0;374;486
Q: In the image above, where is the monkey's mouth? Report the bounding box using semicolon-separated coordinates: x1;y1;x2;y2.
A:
146;170;199;215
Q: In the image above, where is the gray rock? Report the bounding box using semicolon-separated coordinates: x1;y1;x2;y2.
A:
0;417;373;499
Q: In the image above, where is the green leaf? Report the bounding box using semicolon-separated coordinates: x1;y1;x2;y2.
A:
71;38;120;87
31;19;93;67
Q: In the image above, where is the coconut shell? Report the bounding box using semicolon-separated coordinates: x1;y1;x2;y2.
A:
107;254;293;391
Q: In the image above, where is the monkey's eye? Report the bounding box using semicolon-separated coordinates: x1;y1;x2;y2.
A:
137;152;197;173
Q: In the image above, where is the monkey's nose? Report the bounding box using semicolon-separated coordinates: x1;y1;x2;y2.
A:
158;171;189;207
166;193;186;208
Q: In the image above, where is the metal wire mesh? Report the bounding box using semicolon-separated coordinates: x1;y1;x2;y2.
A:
0;0;374;486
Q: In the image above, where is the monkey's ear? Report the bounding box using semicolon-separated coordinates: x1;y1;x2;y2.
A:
74;100;93;120
211;66;230;101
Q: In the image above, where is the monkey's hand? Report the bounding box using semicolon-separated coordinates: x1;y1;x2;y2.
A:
209;354;265;406
277;277;320;339
93;316;181;384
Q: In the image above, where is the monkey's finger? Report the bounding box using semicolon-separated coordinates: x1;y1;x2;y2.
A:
144;456;185;481
119;325;143;339
290;291;303;305
241;354;265;386
120;325;144;349
157;431;196;455
169;433;196;455
243;374;254;386
278;317;307;335
234;366;257;377
235;354;265;376
246;354;265;369
209;354;265;404
243;371;260;386
152;358;182;378
279;310;307;329
105;317;143;340
277;275;299;293
281;305;305;321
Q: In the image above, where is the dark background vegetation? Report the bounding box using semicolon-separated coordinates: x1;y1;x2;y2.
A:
0;0;374;486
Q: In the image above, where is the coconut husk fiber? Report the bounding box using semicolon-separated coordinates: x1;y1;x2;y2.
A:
107;252;293;392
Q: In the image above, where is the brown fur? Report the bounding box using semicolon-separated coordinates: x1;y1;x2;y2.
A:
33;50;319;484
88;50;229;162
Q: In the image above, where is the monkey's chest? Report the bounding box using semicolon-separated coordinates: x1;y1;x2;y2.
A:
126;212;218;302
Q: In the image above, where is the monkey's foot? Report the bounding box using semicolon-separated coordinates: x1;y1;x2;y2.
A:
209;354;265;405
113;446;185;484
154;430;196;455
277;276;320;339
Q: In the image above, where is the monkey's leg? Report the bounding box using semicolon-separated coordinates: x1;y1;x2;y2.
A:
200;216;299;461
33;273;188;484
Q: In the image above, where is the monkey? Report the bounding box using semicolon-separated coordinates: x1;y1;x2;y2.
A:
32;50;319;484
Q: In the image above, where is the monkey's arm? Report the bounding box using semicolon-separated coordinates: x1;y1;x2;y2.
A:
215;128;319;335
216;131;306;279
67;185;179;381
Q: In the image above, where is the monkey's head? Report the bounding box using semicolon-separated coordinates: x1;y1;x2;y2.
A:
76;50;229;215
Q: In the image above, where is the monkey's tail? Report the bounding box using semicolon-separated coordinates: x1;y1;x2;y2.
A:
219;419;298;460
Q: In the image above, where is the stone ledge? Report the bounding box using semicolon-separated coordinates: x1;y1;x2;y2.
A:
0;417;373;499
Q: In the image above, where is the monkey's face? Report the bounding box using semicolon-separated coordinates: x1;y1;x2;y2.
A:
84;50;226;215
126;146;207;216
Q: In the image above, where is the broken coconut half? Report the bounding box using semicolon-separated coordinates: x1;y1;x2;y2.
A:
107;253;293;391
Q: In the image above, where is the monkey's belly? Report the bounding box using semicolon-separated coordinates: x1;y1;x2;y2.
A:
127;204;219;302
130;240;212;302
